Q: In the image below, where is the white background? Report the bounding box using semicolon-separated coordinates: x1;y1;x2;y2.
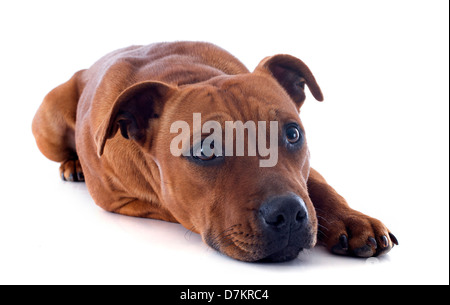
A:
0;0;448;285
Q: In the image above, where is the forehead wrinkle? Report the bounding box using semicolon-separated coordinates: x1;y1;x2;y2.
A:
202;112;234;123
165;87;200;123
223;92;292;124
194;88;236;124
219;78;299;123
218;85;249;122
218;86;264;123
176;80;300;129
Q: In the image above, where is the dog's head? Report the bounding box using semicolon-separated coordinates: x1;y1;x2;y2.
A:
96;54;324;262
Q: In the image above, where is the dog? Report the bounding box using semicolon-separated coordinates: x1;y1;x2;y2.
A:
32;41;397;262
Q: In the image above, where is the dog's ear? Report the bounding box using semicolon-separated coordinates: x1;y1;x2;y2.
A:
255;54;323;108
95;81;176;157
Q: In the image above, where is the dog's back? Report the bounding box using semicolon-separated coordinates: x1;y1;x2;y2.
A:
84;42;249;90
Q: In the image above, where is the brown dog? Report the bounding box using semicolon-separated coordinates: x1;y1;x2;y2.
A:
32;42;397;262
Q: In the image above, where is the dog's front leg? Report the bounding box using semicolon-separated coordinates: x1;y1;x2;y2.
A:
307;168;398;257
109;198;179;224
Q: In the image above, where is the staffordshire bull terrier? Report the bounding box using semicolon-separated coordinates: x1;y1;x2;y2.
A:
32;42;397;262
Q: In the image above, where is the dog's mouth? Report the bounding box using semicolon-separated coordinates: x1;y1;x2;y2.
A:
203;194;317;262
204;226;315;263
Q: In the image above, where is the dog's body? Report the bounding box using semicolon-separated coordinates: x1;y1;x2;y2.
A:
32;42;397;262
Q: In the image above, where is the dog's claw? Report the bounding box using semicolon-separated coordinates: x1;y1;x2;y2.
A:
389;232;399;245
368;237;377;249
339;234;348;250
375;234;395;257
77;172;85;181
381;235;389;248
331;234;349;255
60;159;84;182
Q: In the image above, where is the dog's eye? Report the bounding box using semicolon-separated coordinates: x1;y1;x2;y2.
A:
296;78;306;89
286;125;301;144
192;141;217;161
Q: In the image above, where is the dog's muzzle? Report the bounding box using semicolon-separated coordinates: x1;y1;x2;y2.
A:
257;194;314;262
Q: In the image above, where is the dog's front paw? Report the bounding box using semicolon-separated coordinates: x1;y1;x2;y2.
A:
319;210;398;258
60;159;84;182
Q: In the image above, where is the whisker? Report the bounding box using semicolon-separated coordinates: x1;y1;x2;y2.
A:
314;207;327;214
184;225;197;240
208;224;241;249
214;232;238;246
317;223;329;231
318;229;329;239
316;214;331;225
213;225;239;240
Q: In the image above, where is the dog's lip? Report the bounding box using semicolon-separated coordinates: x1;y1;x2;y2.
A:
203;224;316;262
253;237;310;262
257;246;304;263
226;233;310;262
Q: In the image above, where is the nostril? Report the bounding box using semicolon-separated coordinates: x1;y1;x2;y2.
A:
296;209;307;223
266;214;286;228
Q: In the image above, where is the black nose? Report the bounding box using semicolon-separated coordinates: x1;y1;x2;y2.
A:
259;194;308;232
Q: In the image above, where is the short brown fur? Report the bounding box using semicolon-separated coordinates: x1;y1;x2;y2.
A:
32;42;397;262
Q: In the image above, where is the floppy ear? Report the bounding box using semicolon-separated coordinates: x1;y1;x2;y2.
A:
255;54;324;108
95;81;176;157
